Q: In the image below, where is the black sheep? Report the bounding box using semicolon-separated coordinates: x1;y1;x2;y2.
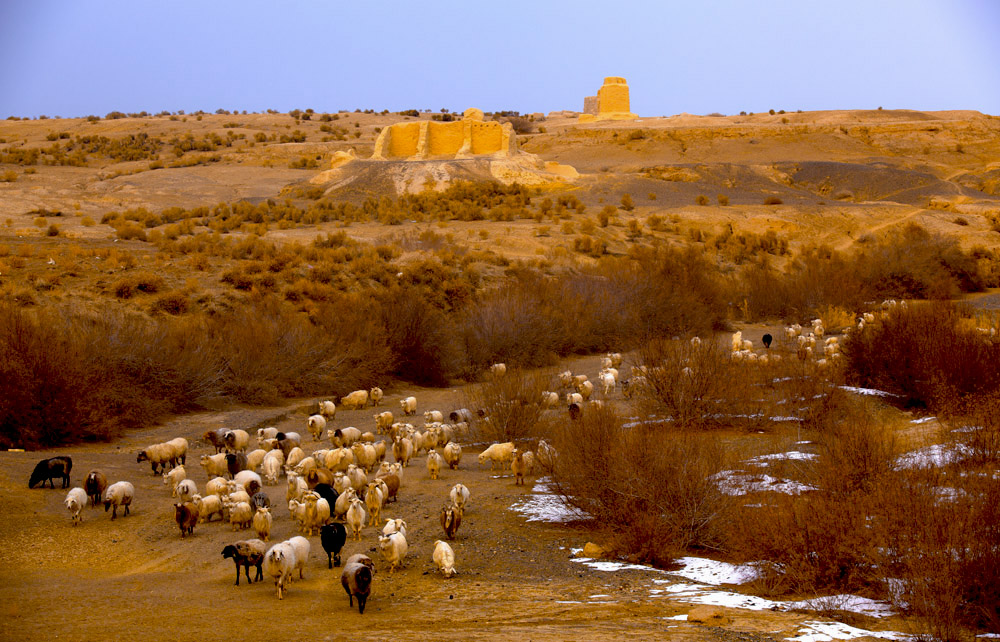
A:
762;333;773;349
225;452;248;478
321;523;347;568
222;541;265;586
341;559;373;613
313;482;338;508
251;490;271;511
29;456;73;489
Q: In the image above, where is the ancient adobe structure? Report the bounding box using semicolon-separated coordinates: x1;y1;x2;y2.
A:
581;76;637;121
371;108;517;160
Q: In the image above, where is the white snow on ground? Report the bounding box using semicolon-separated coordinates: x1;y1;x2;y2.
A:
839;386;901;398
787;595;896;618
894;443;968;469
671;557;760;584
658;581;782;610
573;557;660;573
510;477;590;523
746;451;817;466
714;471;818;496
787;620;912;641
910;417;936;425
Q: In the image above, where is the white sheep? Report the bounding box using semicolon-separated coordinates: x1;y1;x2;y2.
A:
427;450;444;480
351;442;377;473
256;426;278;449
103;481;134;520
285;447;306;471
378;530;408;572
223;429;250;453
369;387;384;407
558;370;573;388
424;410;444;424
392;435;414;467
302;493;331;536
263;541;297;600
346;498;367;541
175;479;197;504
382;518;407;538
307;414;327;441
540;391;559;408
165;437;188;466
234;470;262;491
433;540;457;577
536;439;556;472
346;464;367;492
599;371;616;396
287;535;310;580
489;362;507;378
442;442;462;470
286;473;308;503
478;442;515;472
324;446;354;472
262;452;283;486
334;487;358;518
566;392;583;405
318;400;336;418
229;501;253;531
607;352;623;368
191;493;224;523
246;449;267;473
374;411;394;434
400;396;417;416
200;453;228;479
253;506;272;542
64;487;87;525
163;465;186;497
450;483;470;512
136;443;174;475
288;498;308;529
329;426;362;449
731;331;743;352
340;389;369;410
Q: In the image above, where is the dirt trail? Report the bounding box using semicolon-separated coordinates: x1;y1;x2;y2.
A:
0;354;845;642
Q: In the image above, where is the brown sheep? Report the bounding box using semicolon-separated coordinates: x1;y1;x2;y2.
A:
174;501;198;538
440;502;462;540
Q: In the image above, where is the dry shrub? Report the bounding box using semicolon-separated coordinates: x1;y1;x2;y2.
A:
377;288;460;387
112;271;165;298
843;301;1000;410
550;406;733;565
875;470;1000;640
464;368;550;443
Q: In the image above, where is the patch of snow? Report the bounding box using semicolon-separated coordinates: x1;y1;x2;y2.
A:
977;635;1000;639
839;386;901;398
953;425;983;433
714;470;817;496
910;417;936;425
664;614;688;621
573;558;658;572
672;557;760;585
510;478;590;523
787;595;896;618
787;620;912;642
771;416;805;422
746;451;817;466
663;582;783;610
894;443;967;470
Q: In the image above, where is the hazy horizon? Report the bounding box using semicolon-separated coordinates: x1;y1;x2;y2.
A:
1;0;999;118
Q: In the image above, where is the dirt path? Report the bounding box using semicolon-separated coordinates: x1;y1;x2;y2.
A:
0;355;854;642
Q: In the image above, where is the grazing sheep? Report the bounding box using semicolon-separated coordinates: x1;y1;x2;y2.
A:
203;428;228;454
576;380;594;401
378;530;408;572
175;501;198;538
566;392;583;405
374;411;394;434
223;429;250;453
488;362;507;378
450;483;470;512
245;448;267;473
163;465;186;497
226;452;248;479
205;476;229;498
302;493;331;536
400;396;417;416
64;487;87;525
136;443;173;475
284;447;306;472
340;389;369;410
427;450;444;480
192;494;224;523
442;442;462;470
341;558;374;613
318;400;337;419
369;387;384;407
511;449;526;486
478;442;516;472
175;479;197;504
29;456;73;489
262;542;296;600
84;470;108;507
365;482;384;527
449;408;474;423
307;414;327;441
540;391;559;408
222;539;266;586
433;540;457;577
287;535;310;580
234;470;262;492
321;522;348;568
200;453;228;479
392;435;414;467
103;481;134;520
253;506;272;542
330;426;362;449
424;410;444;424
263;452;283;486
440;502;462;540
346;498;367;541
334;487;358;518
229;501;253;531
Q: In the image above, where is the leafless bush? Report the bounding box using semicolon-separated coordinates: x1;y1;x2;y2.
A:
550;406;734;565
464;368;551;443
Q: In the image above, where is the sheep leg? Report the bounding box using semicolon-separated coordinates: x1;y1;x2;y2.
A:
254;563;262;582
234;562;242;586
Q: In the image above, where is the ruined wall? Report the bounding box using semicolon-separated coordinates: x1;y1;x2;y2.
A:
583;95;599;115
371;110;516;160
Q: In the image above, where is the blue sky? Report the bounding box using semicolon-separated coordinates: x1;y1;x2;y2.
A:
1;0;998;118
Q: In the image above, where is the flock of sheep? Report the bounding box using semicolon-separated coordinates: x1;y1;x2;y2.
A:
31;370;564;612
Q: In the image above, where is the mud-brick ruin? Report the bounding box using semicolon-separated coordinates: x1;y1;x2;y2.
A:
581;76;637;121
371;108;517;160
